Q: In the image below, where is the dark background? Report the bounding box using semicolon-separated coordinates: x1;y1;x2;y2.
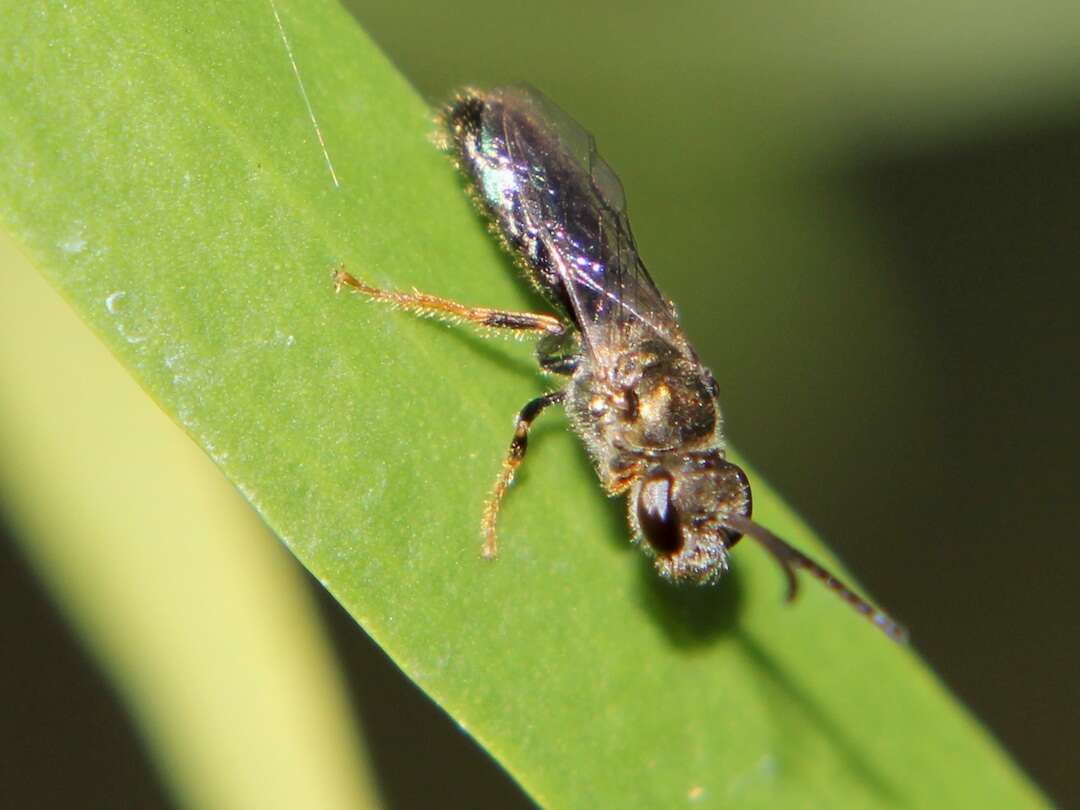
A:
4;2;1078;808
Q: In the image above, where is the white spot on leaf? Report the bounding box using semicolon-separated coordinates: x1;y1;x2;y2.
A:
60;221;86;254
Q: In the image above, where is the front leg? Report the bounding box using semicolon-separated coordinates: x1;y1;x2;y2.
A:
481;390;567;558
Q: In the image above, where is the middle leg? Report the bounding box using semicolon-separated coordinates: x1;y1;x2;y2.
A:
481;390;567;558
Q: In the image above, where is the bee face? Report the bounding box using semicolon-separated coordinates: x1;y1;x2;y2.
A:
631;455;751;584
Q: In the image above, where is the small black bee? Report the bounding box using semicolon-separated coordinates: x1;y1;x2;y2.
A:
336;85;907;643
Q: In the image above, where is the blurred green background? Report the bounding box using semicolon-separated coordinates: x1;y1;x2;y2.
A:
3;0;1079;807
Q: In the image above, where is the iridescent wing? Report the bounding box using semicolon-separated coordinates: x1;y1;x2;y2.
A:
448;85;685;363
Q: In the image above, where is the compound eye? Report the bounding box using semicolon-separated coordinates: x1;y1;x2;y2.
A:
636;470;683;556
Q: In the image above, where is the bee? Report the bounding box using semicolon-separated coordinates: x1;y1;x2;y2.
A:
335;85;908;642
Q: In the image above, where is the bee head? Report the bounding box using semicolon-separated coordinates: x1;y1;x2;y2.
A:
630;453;751;584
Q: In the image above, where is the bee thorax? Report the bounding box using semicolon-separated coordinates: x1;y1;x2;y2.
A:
569;345;719;465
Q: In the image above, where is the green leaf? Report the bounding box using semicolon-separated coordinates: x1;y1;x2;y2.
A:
0;2;1047;808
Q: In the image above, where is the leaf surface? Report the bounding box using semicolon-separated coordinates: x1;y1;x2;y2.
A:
0;3;1046;807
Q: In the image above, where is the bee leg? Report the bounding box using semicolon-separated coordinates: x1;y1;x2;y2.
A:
537;330;580;375
334;267;565;337
481;390;567;559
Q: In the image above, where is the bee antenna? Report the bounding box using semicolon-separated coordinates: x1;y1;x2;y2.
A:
724;514;909;644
